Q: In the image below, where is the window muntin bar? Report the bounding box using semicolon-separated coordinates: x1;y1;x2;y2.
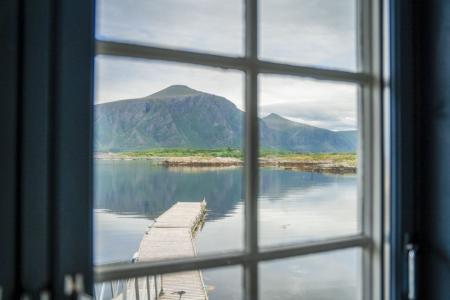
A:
96;40;371;85
95;234;370;282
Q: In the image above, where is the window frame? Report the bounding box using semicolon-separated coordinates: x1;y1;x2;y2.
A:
94;0;386;299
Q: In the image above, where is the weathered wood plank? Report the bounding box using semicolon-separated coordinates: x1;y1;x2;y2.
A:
123;201;208;300
153;202;206;229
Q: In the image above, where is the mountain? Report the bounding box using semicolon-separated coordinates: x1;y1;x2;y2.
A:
95;85;243;151
95;85;357;152
261;113;357;152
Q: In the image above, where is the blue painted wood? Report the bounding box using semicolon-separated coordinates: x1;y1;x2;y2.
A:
421;0;450;298
19;0;52;296
389;0;425;298
50;0;94;298
0;0;94;297
0;0;19;298
391;0;450;298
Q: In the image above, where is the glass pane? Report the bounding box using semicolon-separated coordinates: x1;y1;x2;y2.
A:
259;248;362;300
258;74;360;247
94;265;242;300
96;0;244;56
94;56;245;265
260;0;358;71
203;266;243;300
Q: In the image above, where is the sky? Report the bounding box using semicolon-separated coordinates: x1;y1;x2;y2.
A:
95;0;358;131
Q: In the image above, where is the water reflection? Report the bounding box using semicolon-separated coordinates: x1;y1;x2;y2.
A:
259;169;358;246
94;160;242;220
95;161;358;252
94;161;357;222
260;248;362;300
94;160;360;299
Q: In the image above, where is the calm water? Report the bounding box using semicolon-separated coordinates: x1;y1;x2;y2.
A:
94;160;361;300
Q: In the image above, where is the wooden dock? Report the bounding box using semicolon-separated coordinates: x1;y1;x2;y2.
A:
112;200;208;300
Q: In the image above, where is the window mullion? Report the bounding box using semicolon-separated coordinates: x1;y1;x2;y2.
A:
244;0;259;299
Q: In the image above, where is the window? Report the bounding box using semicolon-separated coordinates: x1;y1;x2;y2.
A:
94;0;384;299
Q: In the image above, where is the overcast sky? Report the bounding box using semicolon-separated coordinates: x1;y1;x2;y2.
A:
95;0;357;131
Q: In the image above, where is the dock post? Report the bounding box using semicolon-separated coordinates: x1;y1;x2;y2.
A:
146;276;150;300
134;277;140;300
154;275;159;299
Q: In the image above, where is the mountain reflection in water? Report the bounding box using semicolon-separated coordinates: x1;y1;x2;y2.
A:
94;160;361;300
94;160;243;220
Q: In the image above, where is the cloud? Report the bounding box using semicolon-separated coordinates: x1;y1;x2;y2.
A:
259;74;358;130
96;0;244;55
95;55;244;106
95;0;358;130
95;56;358;130
260;0;357;70
261;103;357;131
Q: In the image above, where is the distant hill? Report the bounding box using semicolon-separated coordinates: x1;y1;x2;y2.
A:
262;113;357;152
95;85;357;152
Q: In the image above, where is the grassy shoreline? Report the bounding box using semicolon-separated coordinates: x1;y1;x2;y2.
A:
95;149;357;174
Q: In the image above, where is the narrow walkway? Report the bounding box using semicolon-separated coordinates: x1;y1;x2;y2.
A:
118;201;208;300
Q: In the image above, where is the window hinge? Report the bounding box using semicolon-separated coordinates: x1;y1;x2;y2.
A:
405;243;418;300
64;274;93;300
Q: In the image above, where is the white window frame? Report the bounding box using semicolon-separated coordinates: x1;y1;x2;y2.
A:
94;0;386;299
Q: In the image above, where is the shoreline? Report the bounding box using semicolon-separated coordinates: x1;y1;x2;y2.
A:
95;153;356;174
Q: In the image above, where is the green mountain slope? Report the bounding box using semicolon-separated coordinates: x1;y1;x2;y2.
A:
261;113;357;152
95;85;357;152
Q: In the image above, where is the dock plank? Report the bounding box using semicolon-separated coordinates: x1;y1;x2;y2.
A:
130;201;208;300
153;202;205;229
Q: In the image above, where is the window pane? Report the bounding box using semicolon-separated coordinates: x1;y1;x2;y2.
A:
258;74;360;247
96;0;244;56
260;0;358;71
259;248;362;300
94;56;244;265
94;265;242;300
203;266;243;300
